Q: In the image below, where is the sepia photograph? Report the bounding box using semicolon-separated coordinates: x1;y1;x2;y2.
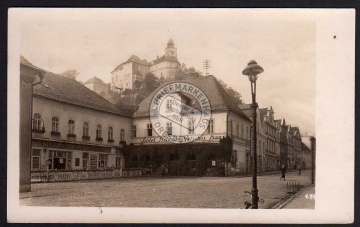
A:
7;8;354;223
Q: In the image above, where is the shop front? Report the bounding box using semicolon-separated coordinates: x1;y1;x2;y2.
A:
31;139;115;171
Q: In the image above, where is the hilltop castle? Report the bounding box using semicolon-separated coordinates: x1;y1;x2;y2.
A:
111;39;180;92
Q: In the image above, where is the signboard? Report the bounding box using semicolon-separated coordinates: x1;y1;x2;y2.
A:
132;134;226;145
35;140;112;153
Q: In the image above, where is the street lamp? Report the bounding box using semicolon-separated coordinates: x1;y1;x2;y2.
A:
242;60;264;209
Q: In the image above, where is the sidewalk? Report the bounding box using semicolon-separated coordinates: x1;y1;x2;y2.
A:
281;184;315;209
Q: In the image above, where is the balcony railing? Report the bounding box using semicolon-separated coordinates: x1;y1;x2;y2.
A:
31;168;142;183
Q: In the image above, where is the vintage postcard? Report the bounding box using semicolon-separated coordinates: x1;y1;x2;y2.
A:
7;8;354;223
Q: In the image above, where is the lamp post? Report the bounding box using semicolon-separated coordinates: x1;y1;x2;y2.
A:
242;60;264;209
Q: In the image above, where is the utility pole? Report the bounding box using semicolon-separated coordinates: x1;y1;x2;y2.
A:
203;59;211;76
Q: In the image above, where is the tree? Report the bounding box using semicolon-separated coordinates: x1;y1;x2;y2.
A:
178;64;203;77
59;69;79;80
123;88;133;95
142;73;160;96
217;79;243;104
226;87;243;104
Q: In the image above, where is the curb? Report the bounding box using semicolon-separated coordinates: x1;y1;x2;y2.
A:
272;182;313;209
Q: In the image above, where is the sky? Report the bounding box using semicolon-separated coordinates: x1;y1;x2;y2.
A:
20;9;316;136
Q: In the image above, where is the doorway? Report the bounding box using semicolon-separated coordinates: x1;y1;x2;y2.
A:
116;157;121;169
53;158;66;170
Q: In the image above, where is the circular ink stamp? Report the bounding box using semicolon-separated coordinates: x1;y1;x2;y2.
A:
149;82;212;144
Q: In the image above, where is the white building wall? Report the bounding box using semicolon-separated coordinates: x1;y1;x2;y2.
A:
150;61;179;79
131;111;229;144
227;112;251;171
33;97;132;144
84;83;94;91
111;62;133;91
32;97;132;170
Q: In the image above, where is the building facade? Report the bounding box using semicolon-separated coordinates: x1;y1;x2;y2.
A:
291;127;302;169
149;39;180;79
261;107;278;171
128;75;251;176
275;119;288;168
301;136;313;169
111;39;180;92
239;104;267;173
111;55;150;91
28;63;133;172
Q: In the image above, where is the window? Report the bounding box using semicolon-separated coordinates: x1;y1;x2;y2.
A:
188;120;194;135
147;124;153;136
96;125;102;139
99;154;107;169
52;116;59;132
32;149;41;170
207;119;214;133
241;125;244;138
32;113;43;130
236;124;240;137
167;122;173;135
82;153;89;169
120;129;125;141
246;127;249;139
68;120;75;134
108;127;113;140
233;150;238;164
75;158;80;167
83;122;89;137
131;125;137;138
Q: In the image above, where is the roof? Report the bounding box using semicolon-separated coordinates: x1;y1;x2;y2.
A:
133;75;251;122
238;104;251;110
291;126;301;137
21;58;133;117
83;77;107;85
301;141;312;152
238;104;268;122
274;119;282;129
167;38;175;47
20;56;45;73
238;105;252;119
112;55;149;73
260;108;268;122
151;54;179;65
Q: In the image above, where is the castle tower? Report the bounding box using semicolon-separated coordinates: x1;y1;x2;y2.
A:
165;39;177;58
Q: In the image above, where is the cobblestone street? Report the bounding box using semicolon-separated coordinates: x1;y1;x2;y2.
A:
20;170;311;209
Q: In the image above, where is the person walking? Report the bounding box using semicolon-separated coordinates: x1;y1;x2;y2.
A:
280;165;286;180
298;165;302;175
